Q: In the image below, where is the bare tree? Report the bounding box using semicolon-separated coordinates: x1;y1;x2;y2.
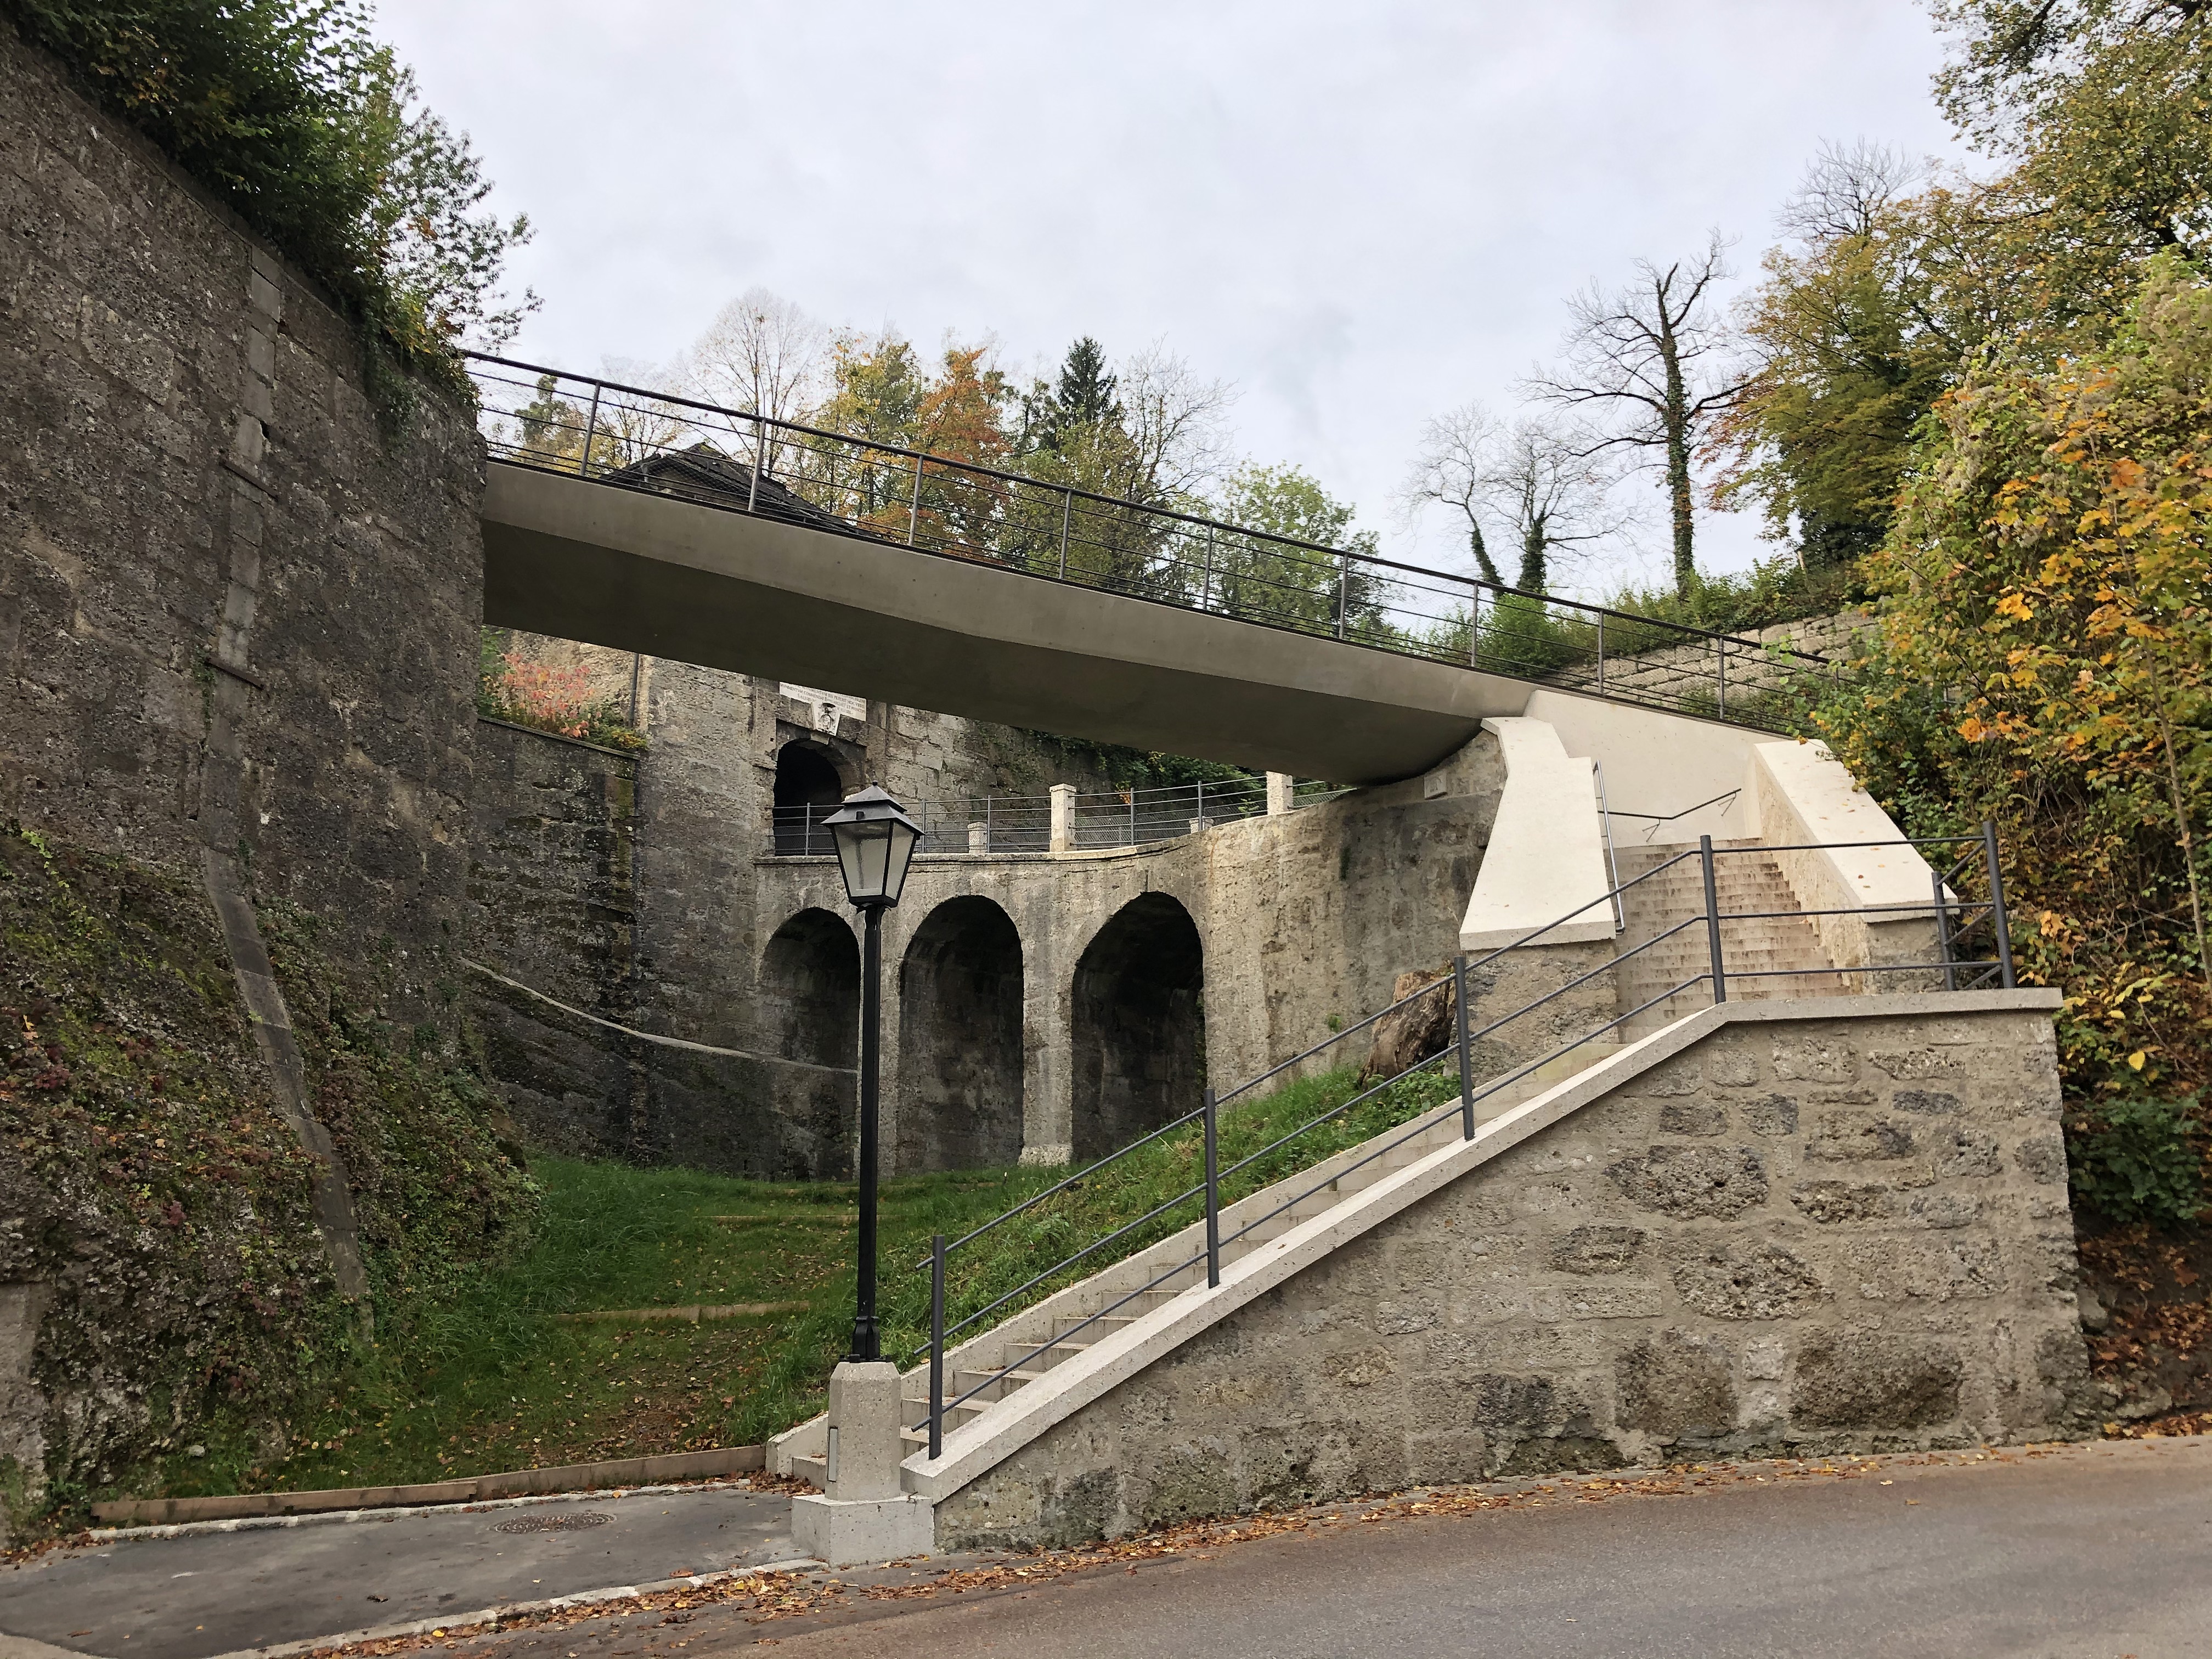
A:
1524;232;1746;598
1778;138;1929;246
1398;403;1507;585
1398;403;1618;592
1120;341;1238;502
680;286;830;429
1481;419;1623;594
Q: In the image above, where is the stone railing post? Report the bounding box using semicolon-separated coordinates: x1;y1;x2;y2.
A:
1266;772;1293;816
1049;785;1076;853
967;821;988;855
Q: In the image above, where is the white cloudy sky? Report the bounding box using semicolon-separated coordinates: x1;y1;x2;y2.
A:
379;1;1965;595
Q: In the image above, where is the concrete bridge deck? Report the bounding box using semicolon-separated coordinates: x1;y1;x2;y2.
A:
479;464;1527;786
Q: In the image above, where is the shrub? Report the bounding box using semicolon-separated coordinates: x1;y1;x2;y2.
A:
4;0;532;388
2067;1092;2205;1227
476;633;645;752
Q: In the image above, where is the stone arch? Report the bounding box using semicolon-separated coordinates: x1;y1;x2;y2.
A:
773;741;848;855
1070;891;1205;1163
896;896;1025;1172
758;907;858;1171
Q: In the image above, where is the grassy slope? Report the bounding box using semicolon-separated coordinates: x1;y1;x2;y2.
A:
163;1059;1465;1497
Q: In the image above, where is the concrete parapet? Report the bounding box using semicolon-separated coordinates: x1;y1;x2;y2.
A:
1460;719;1616;951
1751;741;1942;984
1049;785;1076;854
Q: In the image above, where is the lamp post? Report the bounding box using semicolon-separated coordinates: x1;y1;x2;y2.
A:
822;785;920;1362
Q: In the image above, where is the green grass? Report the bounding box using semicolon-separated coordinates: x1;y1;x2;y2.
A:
142;1057;1463;1500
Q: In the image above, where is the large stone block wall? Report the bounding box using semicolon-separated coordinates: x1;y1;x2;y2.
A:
467;720;641;1156
464;666;1505;1178
746;735;1503;1172
473;629;1494;1178
934;1002;2092;1549
1;23;484;1009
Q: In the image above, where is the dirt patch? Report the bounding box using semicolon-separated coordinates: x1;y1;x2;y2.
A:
2075;1215;2212;1428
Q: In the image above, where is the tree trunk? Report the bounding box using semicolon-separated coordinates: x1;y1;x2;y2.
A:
1660;319;1696;598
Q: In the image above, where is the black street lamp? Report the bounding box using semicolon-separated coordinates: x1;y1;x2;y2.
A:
822;785;921;1363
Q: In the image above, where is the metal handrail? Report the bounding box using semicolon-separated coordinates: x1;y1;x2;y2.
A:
912;820;2018;1459
466;354;1835;733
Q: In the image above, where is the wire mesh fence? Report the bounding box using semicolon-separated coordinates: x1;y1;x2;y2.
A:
469;355;1837;733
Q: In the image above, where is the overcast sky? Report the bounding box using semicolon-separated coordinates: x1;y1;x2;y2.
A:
379;1;1963;595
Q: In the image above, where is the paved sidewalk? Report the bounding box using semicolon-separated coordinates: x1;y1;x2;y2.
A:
0;1484;795;1659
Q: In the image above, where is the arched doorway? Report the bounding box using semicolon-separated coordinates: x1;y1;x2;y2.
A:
1070;893;1204;1163
758;908;859;1173
774;742;847;855
898;898;1025;1171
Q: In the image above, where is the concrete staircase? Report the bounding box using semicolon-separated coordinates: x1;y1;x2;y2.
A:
1611;839;1849;1035
781;1086;1516;1488
778;839;1853;1492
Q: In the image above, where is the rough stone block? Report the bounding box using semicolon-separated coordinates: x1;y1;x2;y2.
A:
1790;1330;1963;1429
1742;1093;1799;1136
1616;1330;1736;1436
1670;1243;1827;1320
1805;1111;1916;1162
1604;1146;1768;1218
1530;1283;1663;1321
1658;1100;1727;1137
1772;1034;1859;1084
1548;1224;1647;1276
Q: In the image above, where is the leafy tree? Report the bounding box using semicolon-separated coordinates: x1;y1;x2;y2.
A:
1936;1;2212;292
1206;464;1386;634
1817;257;2212;1111
1020;336;1123;454
1526;232;1746;598
7;0;534;390
1711;144;1985;568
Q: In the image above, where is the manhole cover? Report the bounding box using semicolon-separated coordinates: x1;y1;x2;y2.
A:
493;1511;613;1533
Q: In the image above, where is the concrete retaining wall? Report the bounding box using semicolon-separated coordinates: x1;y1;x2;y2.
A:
933;995;2090;1549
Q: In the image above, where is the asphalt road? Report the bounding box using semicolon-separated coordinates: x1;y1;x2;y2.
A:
0;1485;795;1659
757;1439;2212;1659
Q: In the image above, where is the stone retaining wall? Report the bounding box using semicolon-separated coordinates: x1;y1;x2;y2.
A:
934;999;2091;1549
1;21;484;1012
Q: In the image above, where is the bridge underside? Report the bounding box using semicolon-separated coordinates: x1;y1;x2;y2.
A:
480;466;1534;784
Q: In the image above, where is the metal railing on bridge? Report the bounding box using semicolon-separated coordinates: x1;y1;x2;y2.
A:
770;776;1348;857
467;355;1836;734
906;826;2017;1458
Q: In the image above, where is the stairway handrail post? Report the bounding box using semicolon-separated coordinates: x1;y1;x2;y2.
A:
578;382;602;479
1982;820;2016;989
1453;952;1476;1140
748;413;765;514
1701;834;1728;1003
1058;488;1073;578
1932;866;1958;992
907;452;924;546
1596;612;1605;691
1203;1087;1221;1289
1335;554;1350;639
1716;637;1728;720
928;1232;946;1460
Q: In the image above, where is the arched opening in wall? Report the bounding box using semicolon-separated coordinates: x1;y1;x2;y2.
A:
897;898;1025;1172
1070;893;1204;1164
758;908;859;1173
774;742;847;855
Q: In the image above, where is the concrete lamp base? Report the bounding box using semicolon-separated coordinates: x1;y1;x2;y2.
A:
792;1491;935;1565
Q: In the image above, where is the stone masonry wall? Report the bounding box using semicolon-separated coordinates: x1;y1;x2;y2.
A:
1;23;485;1012
467;720;641;1157
934;1002;2092;1549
